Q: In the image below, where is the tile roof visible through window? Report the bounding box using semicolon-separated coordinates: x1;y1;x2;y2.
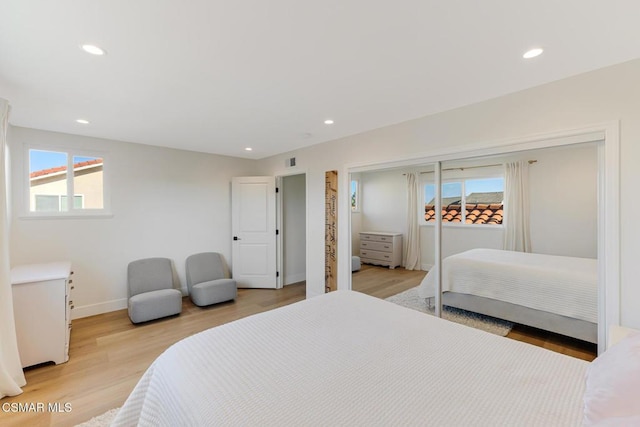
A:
30;158;103;179
425;203;504;225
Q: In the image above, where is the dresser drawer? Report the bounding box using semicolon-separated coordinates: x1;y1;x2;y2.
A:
360;240;393;252
360;233;394;243
360;249;395;262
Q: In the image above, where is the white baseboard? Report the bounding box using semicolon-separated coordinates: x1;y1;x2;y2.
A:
72;298;127;320
284;273;306;285
421;263;433;271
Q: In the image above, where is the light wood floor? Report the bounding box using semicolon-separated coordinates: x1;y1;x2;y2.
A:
1;267;596;426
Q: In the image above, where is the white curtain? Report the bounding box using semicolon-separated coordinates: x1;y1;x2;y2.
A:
404;172;421;270
0;99;25;399
503;160;531;252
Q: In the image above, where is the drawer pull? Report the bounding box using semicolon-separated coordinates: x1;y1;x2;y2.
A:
68;279;73;284
68;300;73;306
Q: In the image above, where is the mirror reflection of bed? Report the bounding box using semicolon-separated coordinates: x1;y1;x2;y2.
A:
350;142;598;360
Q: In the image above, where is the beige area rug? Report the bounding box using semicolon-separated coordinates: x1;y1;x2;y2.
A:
385;286;513;336
75;407;119;427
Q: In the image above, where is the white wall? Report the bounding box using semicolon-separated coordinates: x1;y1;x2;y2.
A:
259;58;640;330
359;168;407;246
282;174;306;285
527;144;598;258
8;126;257;318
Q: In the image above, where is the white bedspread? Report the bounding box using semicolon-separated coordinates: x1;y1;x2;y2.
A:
418;248;597;323
112;290;588;426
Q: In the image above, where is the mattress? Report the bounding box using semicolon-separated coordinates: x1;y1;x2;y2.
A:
113;290;587;426
418;248;598;323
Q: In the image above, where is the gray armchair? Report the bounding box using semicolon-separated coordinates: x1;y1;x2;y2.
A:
127;257;182;323
186;252;237;307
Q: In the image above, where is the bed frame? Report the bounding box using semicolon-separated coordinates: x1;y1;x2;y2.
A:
441;292;597;343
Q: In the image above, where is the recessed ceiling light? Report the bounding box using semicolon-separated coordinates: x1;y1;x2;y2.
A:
245;147;253;151
523;48;543;59
81;44;106;55
324;119;334;125
76;119;90;124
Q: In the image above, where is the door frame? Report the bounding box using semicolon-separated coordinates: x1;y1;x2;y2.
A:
343;121;620;353
276;170;308;293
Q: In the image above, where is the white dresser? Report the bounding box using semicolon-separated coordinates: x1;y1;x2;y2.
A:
11;262;73;368
359;232;403;269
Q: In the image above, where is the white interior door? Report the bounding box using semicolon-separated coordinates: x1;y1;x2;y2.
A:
231;176;277;288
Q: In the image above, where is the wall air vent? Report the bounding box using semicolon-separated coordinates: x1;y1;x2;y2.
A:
286;157;296;168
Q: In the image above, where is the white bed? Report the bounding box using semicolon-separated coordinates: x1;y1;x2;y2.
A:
113;290;590;426
418;248;598;343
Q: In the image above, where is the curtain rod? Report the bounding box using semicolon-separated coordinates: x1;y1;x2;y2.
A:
403;160;537;175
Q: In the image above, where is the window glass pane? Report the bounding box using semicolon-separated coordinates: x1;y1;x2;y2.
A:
424;184;435;205
350;180;358;211
35;195;60;212
73;156;104;209
442;182;462;205
424;183;435;221
465;178;504;203
425;182;463;222
29;150;68;212
441;182;462;222
464;178;504;224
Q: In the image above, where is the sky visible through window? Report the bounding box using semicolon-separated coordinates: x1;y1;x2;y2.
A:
425;177;504;205
29;150;97;173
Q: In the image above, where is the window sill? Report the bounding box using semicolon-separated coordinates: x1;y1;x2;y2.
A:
20;212;114;220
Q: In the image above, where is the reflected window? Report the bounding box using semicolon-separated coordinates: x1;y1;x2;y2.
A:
351;179;360;212
424;177;504;225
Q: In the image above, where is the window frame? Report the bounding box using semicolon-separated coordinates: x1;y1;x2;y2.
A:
24;144;111;219
420;168;504;227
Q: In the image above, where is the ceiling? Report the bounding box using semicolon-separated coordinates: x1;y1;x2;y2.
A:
1;1;640;159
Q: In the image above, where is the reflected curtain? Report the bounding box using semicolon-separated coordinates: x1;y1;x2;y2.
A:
0;99;25;399
503;160;531;252
404;172;421;270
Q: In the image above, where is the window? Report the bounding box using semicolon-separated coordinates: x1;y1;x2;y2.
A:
28;147;108;216
423;177;504;225
350;179;360;212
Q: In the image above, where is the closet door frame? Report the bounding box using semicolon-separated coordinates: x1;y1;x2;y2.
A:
344;122;619;354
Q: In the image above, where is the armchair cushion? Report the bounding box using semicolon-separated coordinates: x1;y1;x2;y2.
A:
128;288;182;324
191;279;237;307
